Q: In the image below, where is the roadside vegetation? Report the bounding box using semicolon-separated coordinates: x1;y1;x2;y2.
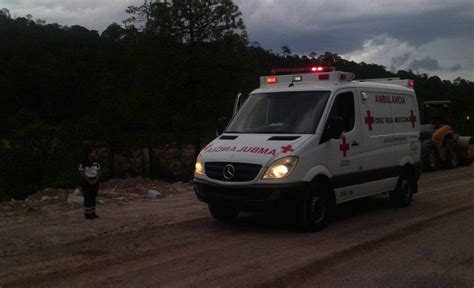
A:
0;1;472;201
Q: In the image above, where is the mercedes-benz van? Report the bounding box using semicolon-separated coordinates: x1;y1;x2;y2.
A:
194;66;421;230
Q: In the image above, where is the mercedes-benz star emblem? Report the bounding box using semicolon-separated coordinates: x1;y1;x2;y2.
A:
223;164;235;180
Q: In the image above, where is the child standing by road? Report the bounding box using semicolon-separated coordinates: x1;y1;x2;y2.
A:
79;147;101;220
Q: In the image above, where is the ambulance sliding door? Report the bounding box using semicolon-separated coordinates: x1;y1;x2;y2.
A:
324;90;363;203
357;89;397;196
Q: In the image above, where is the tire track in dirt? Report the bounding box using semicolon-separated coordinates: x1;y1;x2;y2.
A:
259;204;474;288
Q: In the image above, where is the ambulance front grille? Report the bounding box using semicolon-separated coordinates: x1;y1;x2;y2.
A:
205;162;262;182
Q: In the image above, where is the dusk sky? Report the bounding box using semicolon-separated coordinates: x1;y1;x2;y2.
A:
1;0;473;80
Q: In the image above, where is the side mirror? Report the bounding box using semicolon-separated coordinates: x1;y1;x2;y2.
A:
322;116;345;142
216;117;229;136
233;92;247;115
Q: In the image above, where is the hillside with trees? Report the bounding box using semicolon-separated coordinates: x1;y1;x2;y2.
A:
0;1;473;200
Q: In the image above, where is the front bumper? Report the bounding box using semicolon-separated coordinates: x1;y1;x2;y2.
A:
193;179;308;211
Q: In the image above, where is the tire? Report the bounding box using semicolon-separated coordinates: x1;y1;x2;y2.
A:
390;173;414;207
421;141;438;171
426;149;439;170
298;182;331;232
445;147;458;169
208;203;239;222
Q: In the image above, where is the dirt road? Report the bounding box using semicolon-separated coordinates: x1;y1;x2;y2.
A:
1;166;473;287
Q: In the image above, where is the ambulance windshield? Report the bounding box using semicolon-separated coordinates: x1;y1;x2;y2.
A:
226;91;330;134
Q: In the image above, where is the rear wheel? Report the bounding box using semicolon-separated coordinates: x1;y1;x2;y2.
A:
298;182;331;232
390;173;414;207
421;140;438;171
445;147;458;168
426;148;439;170
208;203;239;222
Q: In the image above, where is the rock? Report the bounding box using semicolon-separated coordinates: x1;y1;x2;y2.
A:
97;199;105;204
67;194;84;206
73;188;81;196
40;196;50;202
25;206;39;213
53;196;59;200
146;190;161;199
115;197;128;202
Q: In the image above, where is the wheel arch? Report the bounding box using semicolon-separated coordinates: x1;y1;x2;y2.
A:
309;174;336;206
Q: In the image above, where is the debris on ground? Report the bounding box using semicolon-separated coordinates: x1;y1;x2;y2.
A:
146;190;162;199
0;178;193;217
67;193;84;206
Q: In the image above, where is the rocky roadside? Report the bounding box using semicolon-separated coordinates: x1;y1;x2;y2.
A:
0;178;202;258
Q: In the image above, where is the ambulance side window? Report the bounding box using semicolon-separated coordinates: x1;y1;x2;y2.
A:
329;92;355;132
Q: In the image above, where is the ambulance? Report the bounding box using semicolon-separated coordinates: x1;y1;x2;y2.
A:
193;66;421;231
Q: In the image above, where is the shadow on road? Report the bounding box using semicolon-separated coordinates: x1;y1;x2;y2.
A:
212;194;397;233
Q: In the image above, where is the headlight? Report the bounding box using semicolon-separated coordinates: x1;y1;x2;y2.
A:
263;156;298;179
195;155;204;175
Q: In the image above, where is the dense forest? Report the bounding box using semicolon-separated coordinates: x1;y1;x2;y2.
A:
0;1;473;200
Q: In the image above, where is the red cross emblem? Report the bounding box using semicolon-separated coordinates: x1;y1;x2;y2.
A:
339;136;350;157
409;110;417;128
281;145;294;153
364;110;375;131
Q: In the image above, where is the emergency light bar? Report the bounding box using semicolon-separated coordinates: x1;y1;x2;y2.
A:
358;77;415;89
271;66;336;75
261;70;354;87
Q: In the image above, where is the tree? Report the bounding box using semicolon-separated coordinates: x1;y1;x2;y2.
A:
101;23;127;40
281;45;292;56
0;8;10;19
126;0;246;43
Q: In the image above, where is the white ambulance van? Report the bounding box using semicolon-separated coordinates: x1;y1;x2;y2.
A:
193;66;421;231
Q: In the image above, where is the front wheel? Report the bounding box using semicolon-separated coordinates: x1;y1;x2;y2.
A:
390;173;414;207
298;182;331;232
208;203;239;222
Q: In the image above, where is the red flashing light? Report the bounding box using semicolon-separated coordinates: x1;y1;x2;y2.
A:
319;74;330;80
271;66;336;75
408;80;415;88
266;76;278;84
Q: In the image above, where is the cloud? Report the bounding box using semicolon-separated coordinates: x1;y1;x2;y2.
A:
0;0;143;31
391;53;412;67
409;57;440;71
344;35;474;80
233;0;474;80
449;64;462;72
235;0;474;54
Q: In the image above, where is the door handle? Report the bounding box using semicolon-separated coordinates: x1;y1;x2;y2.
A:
351;141;360;147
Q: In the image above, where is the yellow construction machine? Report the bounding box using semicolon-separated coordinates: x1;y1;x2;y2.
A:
420;101;473;170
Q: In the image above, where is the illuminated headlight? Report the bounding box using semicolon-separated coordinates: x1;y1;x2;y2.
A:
263;156;298;179
195;155;204;175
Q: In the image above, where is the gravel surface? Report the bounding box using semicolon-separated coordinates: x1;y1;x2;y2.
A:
0;166;473;287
